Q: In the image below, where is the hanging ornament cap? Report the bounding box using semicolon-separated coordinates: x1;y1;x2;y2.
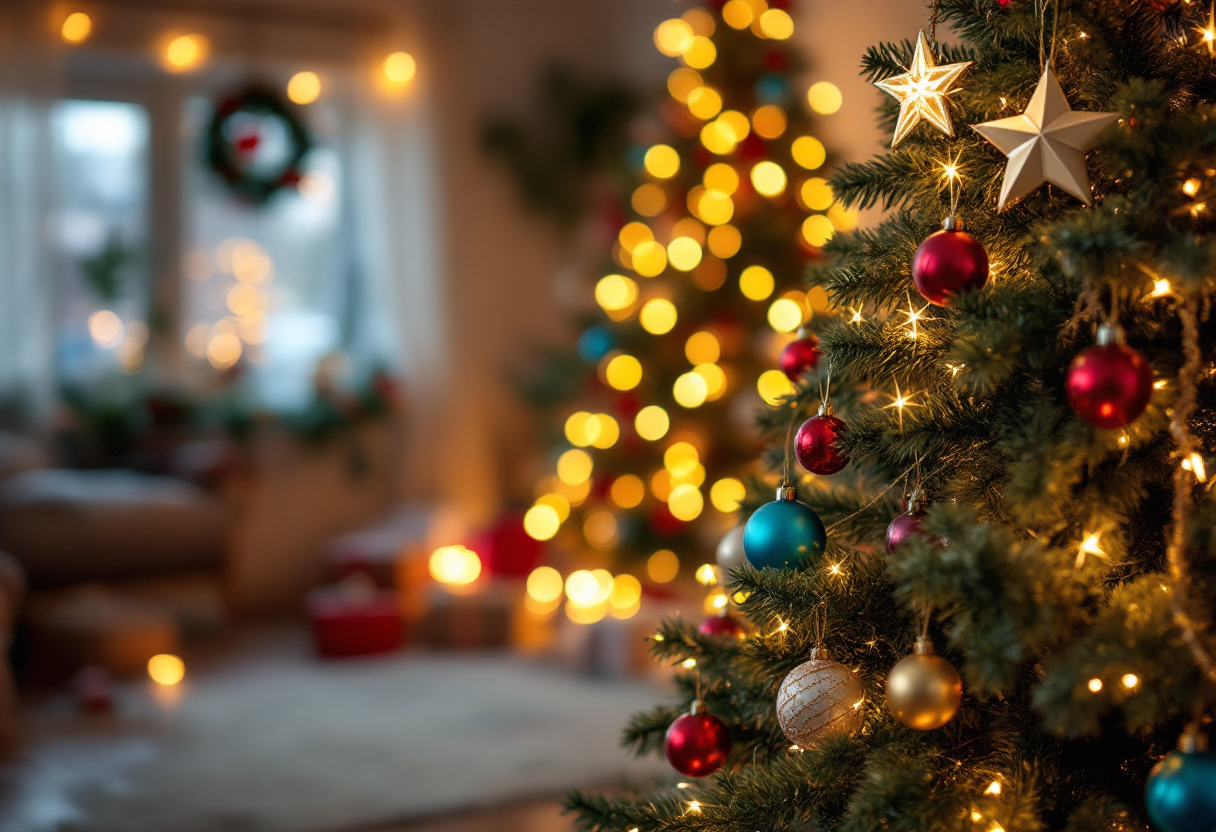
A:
776;485;797;501
914;636;934;656
818;403;834;417
1096;322;1125;346
689;699;705;716
942;215;962;231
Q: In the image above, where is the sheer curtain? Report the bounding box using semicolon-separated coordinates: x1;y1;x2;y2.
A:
347;80;475;511
0;4;57;430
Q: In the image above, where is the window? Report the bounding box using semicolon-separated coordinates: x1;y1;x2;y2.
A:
51;100;151;381
180;95;351;411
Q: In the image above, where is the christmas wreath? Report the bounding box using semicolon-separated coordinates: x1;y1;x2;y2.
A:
205;86;312;205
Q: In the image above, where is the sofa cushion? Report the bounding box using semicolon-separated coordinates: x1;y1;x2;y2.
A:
0;469;228;588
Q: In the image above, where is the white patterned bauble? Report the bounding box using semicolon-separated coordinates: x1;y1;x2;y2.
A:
716;525;747;575
776;649;864;746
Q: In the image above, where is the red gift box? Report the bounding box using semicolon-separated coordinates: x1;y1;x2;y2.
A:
469;512;542;578
307;582;403;658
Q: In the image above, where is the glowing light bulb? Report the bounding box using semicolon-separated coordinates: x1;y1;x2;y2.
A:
1121;673;1139;689
61;12;92;44
1087;678;1103;693
384;52;416;86
148;654;185;686
287;71;321;105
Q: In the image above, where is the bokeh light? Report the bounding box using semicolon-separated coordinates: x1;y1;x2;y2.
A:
609;574;643;619
148;654;185;686
595;274;638;312
287;71;321;105
557;448;593;485
644;144;680;179
88;310;124;347
631;240;668;277
632;184;666;217
61;12;92;44
682;36;717;69
523;504;561;540
719;110;750;141
647;550;680;583
527;566;564;603
700;121;738;156
759;8;794;39
768;298;805;332
668;68;703;102
384;52;417;86
710;478;746;513
791;136;827;170
654;19;695;56
605;354;643;390
664;441;700;473
722;0;754;29
687;86;723;120
751;161;788;197
535;493;571;522
650;469;673;501
207;333;242;369
697;190;735;224
667;237;703;272
752;105;787;139
707;225;742;258
694;363;727;400
668;484;705;521
739;265;775;301
635;405;670;441
584;511;620;550
640;298;679;334
808;81;843;115
802;215;835;247
429;545;482;586
801;177;834;210
757;369;796;405
685;331;721;365
611;474;646;509
673;372;709;408
703;163;739;195
618;221;653;252
164;34;208;72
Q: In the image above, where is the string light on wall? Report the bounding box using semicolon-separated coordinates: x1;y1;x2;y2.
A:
383;52;416;87
163;33;209;72
287;71;322;105
61;12;92;44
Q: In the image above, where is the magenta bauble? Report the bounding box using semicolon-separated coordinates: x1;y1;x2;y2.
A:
699;612;746;640
780;335;820;381
911;222;989;307
664;707;731;778
795;408;849;475
1065;326;1153;429
886;505;929;553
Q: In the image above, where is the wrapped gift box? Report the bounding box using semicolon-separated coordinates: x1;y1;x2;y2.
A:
307;580;403;658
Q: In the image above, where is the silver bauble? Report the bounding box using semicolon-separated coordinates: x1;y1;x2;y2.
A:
716;525;747;575
776;648;864;746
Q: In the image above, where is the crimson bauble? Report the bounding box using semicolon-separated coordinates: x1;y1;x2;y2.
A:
664;704;731;778
780;335;820;381
1065;324;1153;429
886;500;929;553
795;406;849;475
911;218;989;307
698;611;745;639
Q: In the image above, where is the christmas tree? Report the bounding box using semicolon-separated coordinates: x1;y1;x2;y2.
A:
518;0;853;621
569;1;1216;830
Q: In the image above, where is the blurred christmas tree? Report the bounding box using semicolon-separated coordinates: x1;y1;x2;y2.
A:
510;0;852;617
567;0;1216;829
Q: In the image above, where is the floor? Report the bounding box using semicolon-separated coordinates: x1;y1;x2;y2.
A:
0;624;672;832
374;797;570;832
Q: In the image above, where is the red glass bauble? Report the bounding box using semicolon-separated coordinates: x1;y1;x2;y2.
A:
1065;340;1153;429
911;226;989;306
780;336;820;381
664;710;731;778
795;410;849;475
698;612;745;639
886;506;928;553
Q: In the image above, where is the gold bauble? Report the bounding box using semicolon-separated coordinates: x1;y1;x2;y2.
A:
885;638;962;731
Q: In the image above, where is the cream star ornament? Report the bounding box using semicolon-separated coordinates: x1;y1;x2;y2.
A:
874;30;972;147
972;66;1118;211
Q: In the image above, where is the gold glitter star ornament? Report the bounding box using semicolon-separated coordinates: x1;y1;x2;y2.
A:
972;66;1118;211
874;30;972;147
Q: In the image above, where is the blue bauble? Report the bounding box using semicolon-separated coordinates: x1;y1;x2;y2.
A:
578;326;616;364
743;497;826;570
755;74;790;105
1146;748;1216;832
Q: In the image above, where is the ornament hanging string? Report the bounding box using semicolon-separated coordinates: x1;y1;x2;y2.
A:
1038;0;1061;71
929;0;940;48
825;455;953;533
920;606;934;640
818;365;834;410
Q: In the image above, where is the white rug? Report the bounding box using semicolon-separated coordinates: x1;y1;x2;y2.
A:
0;630;671;832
